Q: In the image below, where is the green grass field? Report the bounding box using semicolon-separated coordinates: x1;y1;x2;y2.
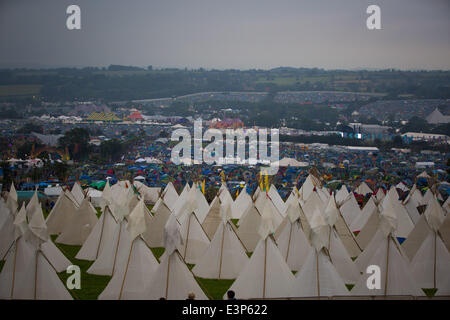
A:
54;240;111;300
48;235;235;300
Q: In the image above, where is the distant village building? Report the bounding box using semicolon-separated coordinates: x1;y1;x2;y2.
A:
349;123;391;135
426;108;450;124
402;132;450;144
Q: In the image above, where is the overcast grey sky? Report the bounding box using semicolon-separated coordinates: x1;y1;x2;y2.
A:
0;0;449;70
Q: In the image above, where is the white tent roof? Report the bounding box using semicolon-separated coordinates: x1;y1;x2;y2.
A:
161;182;179;212
201;196;223;240
375;188;385;204
144;250;208;300
231;186;252;219
439;214;450;252
134;181;160;204
87;220;132;276
355;207;381;251
401;215;433;261
6;183;18;215
267;184;287;217
410;232;450;295
356;182;373;195
328;228;360;284
339;193;361;226
177;212;210;265
335;185;349;206
289;248;350;298
71;182;85;206
236;204;262;252
76;206;118;261
275;217;311;272
0;236;72;300
55;198;98;246
226;237;295;299
350;196;377;233
193;221;248;279
145;199;171;248
99;200;159;300
351;234;423;296
46;191;79;235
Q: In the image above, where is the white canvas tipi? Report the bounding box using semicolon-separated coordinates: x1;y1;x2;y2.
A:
144;214;208;300
75;206;118;261
98;198;159;299
193;220;249;279
55;198;98;245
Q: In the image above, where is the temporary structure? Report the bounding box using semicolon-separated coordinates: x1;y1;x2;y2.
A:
143;214;208;300
301;190;326;223
335;185;349;206
350;196;378;233
225;236;295;299
254;191;284;231
0;236;73;300
75;206;118;261
401;215;433;261
402;189;421;225
274;199;312;272
379;187;414;240
145;198;171;247
289;248;350;298
71;182;85;206
356;206;381;250
161;182;179;212
231;185;252;219
133;181;160;204
351;232;423;297
176;183;210;225
100;181;113;212
225;199;296;299
339;192;361;226
356;182;373;195
402;195;445;261
25;190;41;221
409;232;450;295
45;191;79;235
218;182;233;209
289;208;349;298
298;174;322;204
87;218;132;276
55;198;98;246
323;196;360;284
144;250;208;300
201;196;223;240
352;199;423;296
6;183;18;215
375;188;385;204
439;214;450;252
236;204;262;252
193;221;248;279
0;206;72;300
178;211;210;264
98;198;159;300
0;204;15;261
267;184;287;216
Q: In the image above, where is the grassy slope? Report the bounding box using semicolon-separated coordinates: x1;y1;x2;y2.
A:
51;235;111;300
50;238;234;300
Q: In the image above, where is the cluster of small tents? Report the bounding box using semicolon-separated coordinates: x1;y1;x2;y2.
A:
0;172;449;299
